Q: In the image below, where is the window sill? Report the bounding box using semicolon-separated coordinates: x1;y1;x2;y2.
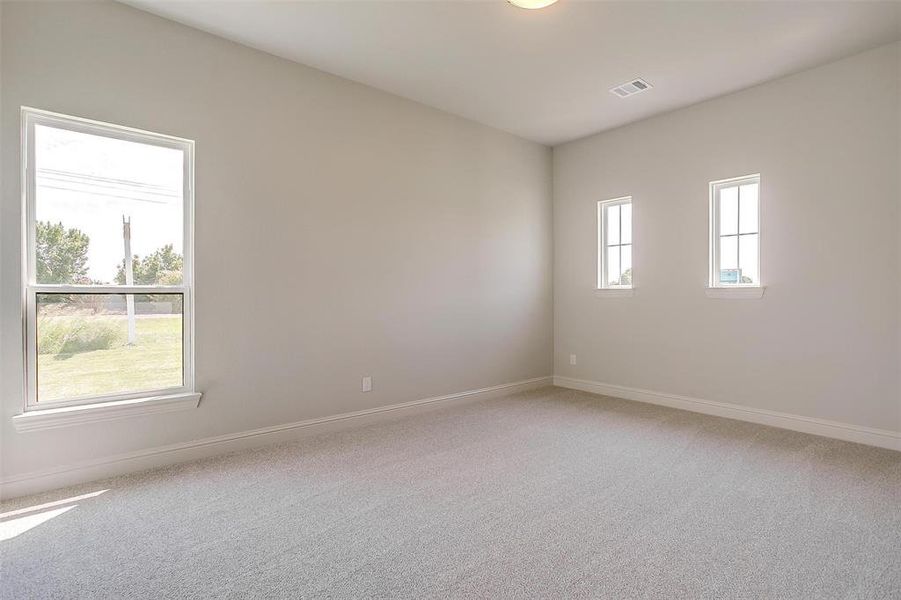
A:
595;288;634;298
705;286;765;299
12;392;202;432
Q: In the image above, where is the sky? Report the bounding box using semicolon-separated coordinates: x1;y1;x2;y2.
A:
35;124;184;284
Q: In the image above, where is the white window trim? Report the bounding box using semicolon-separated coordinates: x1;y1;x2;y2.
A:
595;288;634;298
597;196;633;293
12;393;201;432
704;286;765;299
707;174;764;297
19;107;199;423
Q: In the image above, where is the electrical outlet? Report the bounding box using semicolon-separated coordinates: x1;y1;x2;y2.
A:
361;376;372;392
569;354;577;366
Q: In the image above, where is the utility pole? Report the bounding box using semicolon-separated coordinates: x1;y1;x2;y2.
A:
123;215;137;345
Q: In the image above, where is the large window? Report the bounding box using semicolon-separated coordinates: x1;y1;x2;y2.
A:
709;175;760;288
598;197;632;289
22;108;194;409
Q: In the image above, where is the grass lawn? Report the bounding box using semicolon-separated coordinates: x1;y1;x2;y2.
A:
38;315;182;403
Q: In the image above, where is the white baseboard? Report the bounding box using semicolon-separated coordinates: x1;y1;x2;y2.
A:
554;376;901;452
1;376;552;500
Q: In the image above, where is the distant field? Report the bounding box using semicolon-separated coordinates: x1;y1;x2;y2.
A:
37;315;182;402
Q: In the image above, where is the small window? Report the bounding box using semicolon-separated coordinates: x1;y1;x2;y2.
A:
709;175;760;287
598;197;632;288
22;108;194;409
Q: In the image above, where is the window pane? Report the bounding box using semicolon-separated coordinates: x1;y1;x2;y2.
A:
36;293;183;402
720;235;738;270
621;244;632;286
739;234;759;284
606;245;621;286
719;186;738;235
620;202;632;245
739;183;759;234
34;125;184;285
606;204;620;246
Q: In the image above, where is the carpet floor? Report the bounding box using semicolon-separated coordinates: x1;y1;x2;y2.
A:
2;386;900;599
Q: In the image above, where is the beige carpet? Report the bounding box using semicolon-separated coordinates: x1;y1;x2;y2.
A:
2;386;900;599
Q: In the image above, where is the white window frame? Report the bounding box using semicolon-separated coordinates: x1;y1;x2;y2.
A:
597;196;633;291
20;107;196;413
708;174;761;290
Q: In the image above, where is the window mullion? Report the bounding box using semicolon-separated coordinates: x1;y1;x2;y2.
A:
599;204;605;288
618;207;623;285
735;186;741;279
714;187;720;285
30;284;187;295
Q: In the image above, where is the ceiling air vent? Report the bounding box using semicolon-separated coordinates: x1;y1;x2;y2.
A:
610;78;653;98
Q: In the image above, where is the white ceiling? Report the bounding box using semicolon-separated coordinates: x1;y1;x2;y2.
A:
124;1;901;146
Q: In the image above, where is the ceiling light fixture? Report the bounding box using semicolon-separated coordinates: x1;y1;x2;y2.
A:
507;0;559;9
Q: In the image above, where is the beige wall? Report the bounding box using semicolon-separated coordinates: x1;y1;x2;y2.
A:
0;1;553;481
554;43;901;433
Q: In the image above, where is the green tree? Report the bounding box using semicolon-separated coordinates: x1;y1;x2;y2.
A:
116;244;184;312
116;244;183;285
36;221;91;284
